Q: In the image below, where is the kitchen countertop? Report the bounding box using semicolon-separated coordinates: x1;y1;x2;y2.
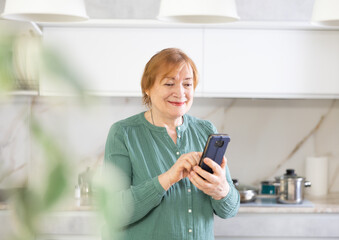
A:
238;194;339;213
1;194;339;214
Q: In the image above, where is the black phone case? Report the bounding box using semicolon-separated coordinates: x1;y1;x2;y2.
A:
199;134;230;174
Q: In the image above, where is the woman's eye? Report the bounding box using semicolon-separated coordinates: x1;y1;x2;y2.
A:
165;83;174;86
184;83;193;87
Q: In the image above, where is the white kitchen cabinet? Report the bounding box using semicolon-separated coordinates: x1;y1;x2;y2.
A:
39;20;339;99
36;236;99;240
0;210;101;240
2;208;339;240
214;212;339;239
34;211;101;240
40;25;203;96
204;28;339;98
0;211;13;240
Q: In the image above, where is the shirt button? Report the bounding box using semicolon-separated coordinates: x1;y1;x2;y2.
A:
176;152;180;155
178;135;181;138
178;127;181;130
188;189;191;193
188;229;192;233
188;209;192;213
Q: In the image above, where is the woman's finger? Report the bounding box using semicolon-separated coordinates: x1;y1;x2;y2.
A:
189;170;212;190
183;160;193;172
187;152;200;166
204;158;222;176
179;153;197;167
220;157;227;170
192;166;216;183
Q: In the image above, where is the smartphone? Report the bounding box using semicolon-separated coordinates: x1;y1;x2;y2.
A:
199;134;230;174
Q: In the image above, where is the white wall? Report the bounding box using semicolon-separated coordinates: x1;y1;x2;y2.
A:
1;96;338;195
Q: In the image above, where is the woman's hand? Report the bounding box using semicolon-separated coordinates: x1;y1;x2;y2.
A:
159;152;200;191
188;156;230;200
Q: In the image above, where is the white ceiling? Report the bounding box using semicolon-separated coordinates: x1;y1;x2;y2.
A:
0;0;315;21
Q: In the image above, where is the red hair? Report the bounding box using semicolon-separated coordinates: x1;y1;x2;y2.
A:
141;48;198;107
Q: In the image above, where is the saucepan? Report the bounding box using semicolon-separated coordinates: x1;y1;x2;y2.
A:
273;169;311;204
232;179;258;203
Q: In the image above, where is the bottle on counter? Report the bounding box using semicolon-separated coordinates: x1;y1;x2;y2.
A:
74;185;81;199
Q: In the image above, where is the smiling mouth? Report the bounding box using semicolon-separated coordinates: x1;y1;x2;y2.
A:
168;101;186;106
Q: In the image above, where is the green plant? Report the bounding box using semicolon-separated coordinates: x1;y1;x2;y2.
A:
1;27;124;240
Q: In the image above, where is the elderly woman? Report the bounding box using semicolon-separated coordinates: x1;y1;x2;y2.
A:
105;48;240;240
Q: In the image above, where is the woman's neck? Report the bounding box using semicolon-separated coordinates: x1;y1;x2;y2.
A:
147;109;183;130
147;109;182;144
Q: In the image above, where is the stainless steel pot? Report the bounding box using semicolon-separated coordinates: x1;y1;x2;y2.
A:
233;179;258;203
274;169;311;204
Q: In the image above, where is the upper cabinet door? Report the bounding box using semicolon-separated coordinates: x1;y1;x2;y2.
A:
40;27;203;96
203;29;339;98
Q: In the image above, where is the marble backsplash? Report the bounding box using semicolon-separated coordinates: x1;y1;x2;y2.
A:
1;95;338;194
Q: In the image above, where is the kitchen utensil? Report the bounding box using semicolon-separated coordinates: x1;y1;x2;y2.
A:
261;180;277;195
233;179;258;203
78;167;93;195
274;169;311;204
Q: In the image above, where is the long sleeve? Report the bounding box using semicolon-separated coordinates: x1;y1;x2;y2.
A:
105;123;166;226
210;165;240;219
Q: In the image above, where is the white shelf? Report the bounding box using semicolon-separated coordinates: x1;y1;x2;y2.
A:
3;90;39;96
0;20;42;36
37;19;339;31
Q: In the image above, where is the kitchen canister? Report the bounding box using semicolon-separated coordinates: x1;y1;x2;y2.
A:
261;181;277;195
305;156;328;196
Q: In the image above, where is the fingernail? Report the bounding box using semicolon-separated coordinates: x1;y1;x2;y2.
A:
193;166;198;171
190;171;195;176
204;158;210;163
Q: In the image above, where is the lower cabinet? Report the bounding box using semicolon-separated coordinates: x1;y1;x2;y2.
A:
36;236;100;240
35;211;101;240
3;210;339;239
0;211;14;240
214;212;339;240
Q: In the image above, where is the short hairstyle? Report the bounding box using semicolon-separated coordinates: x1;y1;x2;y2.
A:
141;48;198;107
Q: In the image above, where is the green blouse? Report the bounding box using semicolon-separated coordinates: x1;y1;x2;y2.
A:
104;112;240;240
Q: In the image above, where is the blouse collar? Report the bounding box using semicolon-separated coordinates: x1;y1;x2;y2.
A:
140;111;188;133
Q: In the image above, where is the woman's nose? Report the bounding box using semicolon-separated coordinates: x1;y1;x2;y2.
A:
174;84;185;97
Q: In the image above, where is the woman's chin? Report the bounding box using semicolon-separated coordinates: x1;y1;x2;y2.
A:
169;109;190;118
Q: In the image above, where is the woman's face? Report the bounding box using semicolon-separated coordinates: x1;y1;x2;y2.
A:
148;63;194;121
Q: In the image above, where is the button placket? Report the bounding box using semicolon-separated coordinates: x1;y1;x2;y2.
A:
176;126;182;147
186;180;193;239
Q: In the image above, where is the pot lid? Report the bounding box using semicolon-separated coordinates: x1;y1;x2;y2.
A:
276;169;305;180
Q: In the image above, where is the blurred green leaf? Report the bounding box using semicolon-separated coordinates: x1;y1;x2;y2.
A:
1;29;120;240
0;34;16;92
30;117;70;210
12;188;42;237
43;162;69;210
